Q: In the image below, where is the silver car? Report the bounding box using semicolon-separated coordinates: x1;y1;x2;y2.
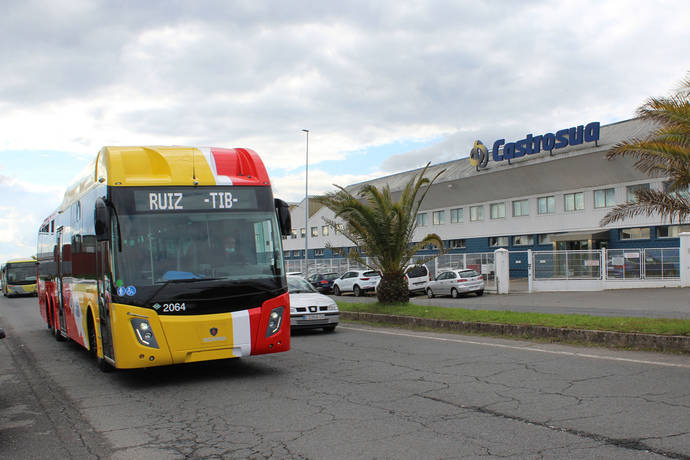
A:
426;269;484;298
288;276;339;332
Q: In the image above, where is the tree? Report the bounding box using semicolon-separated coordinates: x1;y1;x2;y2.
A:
600;75;690;226
317;163;445;304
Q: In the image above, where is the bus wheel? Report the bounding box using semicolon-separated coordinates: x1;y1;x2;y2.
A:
87;313;112;372
52;305;65;342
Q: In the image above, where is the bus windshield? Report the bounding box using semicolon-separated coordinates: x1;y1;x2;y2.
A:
5;262;36;285
112;210;285;287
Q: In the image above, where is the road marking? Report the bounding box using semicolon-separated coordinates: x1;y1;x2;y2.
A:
341;326;690;369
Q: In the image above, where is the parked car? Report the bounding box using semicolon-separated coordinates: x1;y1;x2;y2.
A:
287;276;339;332
374;264;431;295
426;269;484;298
332;270;381;297
404;264;431;294
307;272;339;293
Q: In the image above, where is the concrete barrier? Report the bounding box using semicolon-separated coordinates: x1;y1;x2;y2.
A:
341;311;690;353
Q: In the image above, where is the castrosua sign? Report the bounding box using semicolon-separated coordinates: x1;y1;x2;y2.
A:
470;121;600;171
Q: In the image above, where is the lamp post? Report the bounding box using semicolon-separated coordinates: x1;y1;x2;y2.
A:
302;129;309;276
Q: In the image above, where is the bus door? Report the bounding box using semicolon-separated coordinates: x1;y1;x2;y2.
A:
56;228;67;334
96;240;114;360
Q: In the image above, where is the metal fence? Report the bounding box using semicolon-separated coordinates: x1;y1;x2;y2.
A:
605;248;680;280
532;248;680;280
286;247;681;285
286;252;498;291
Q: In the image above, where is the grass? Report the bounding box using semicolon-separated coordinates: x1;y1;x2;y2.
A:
337;302;690;336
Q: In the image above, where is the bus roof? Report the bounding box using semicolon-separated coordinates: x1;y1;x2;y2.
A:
60;146;271;211
4;258;36;265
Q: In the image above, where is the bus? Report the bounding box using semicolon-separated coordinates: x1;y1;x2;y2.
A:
1;258;38;297
37;146;292;370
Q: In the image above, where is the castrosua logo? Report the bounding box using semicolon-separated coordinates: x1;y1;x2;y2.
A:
469;140;489;171
470;121;600;171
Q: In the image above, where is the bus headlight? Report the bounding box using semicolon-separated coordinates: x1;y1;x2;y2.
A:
265;307;284;338
130;318;159;349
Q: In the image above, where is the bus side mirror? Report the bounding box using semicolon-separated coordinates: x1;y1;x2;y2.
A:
95;198;110;242
274;198;292;236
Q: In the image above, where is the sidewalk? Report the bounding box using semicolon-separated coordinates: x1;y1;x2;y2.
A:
334;287;690;319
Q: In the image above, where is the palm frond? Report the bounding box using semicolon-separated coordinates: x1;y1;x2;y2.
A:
603;73;690;227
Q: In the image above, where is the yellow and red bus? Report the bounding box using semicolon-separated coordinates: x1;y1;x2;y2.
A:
1;257;37;297
37;146;292;370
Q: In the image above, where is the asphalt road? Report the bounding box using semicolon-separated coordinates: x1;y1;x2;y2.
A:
1;294;689;459
334;287;690;319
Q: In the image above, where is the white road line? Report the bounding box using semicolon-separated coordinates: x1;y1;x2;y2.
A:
340;326;690;369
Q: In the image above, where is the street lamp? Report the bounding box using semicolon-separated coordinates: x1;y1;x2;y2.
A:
302;129;309;276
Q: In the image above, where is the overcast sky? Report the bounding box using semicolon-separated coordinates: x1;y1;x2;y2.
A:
1;0;689;263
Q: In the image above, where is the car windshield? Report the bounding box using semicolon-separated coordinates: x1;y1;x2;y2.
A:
288;277;317;293
363;271;380;277
323;273;339;280
406;266;427;277
459;270;479;277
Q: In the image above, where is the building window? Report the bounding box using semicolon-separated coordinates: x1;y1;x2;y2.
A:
450;208;463;223
620;227;650;240
432;210;445;225
284;251;290;258
447;239;466;249
663;181;690;198
311;226;318;237
538;234;555;245
300;228;306;238
513;235;534;246
512;199;529;217
564;192;584;211
416;213;428;227
291;229;297;239
293;250;302;257
537;196;555;215
490;202;505;220
489;236;509;247
657;224;690;238
332;247;346;256
314;248;324;256
626;183;649;203
594;188;615;208
470;205;484;221
322;225;329;236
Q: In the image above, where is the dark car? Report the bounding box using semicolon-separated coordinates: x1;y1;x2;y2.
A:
307;272;340;293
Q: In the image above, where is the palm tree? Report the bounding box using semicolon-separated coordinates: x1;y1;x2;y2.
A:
317;163;445;304
600;75;690;226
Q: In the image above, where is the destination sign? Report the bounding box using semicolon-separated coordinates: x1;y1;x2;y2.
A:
132;187;260;212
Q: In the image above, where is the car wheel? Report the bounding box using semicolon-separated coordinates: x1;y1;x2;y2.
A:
451;288;459;298
323;325;337;333
353;285;362;297
333;285;341;296
426;288;434;299
476;290;484;297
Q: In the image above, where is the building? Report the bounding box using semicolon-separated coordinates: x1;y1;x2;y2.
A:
282;118;690;276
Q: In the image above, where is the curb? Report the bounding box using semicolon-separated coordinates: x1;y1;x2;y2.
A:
340;311;690;353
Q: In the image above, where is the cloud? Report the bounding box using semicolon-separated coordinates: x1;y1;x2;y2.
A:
271;168;383;203
0;0;688;244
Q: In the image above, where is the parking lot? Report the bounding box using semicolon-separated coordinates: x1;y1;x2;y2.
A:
332;286;690;319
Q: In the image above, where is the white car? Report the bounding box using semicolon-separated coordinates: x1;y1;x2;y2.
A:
374;264;431;295
404;264;431;294
287;276;339;332
332;270;381;297
426;269;484;298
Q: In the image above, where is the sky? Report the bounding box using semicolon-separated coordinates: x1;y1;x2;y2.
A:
1;0;689;263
